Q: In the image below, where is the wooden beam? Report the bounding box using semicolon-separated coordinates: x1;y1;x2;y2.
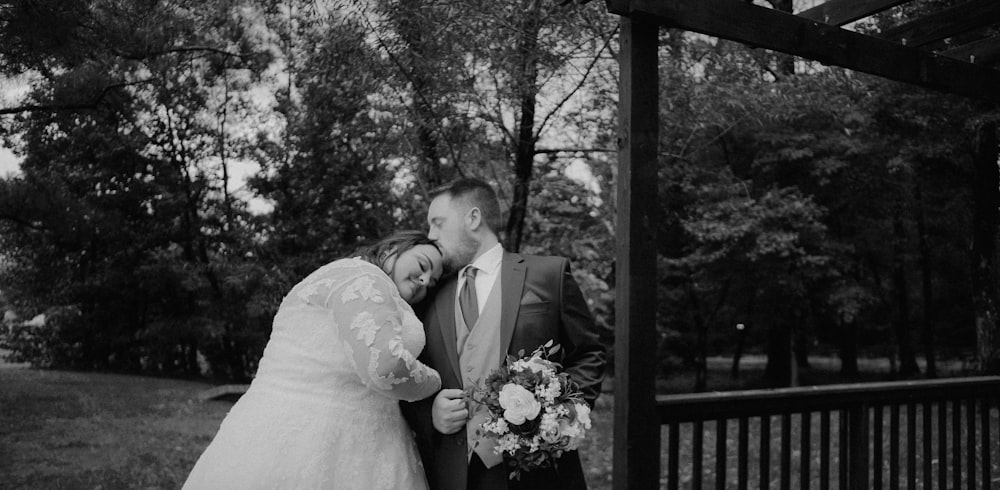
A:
941;35;1000;66
624;0;1000;104
880;0;1000;47
613;16;660;490
605;0;629;16
797;0;913;27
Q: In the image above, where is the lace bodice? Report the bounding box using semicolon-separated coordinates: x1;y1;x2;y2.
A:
254;257;441;402
183;258;438;490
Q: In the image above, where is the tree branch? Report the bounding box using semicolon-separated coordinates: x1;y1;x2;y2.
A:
353;8;463;171
116;46;248;61
0;78;154;115
534;27;616;138
0;214;46;232
533;147;615;155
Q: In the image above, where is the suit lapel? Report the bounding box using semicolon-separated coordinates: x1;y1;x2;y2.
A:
500;252;525;357
433;278;462;383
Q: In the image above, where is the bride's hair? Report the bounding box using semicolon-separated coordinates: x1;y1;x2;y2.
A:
354;231;440;271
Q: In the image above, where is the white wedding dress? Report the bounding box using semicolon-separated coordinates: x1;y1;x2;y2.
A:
183;258;441;490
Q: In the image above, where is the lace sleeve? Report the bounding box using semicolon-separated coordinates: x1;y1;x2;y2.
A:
299;267;441;402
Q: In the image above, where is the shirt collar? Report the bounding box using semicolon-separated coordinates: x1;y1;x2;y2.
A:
469;243;503;275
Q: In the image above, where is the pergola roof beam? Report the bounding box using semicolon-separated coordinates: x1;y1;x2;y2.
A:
622;0;1000;104
879;0;1000;47
941;35;1000;66
797;0;914;27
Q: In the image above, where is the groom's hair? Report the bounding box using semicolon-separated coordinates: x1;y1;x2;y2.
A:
430;178;503;234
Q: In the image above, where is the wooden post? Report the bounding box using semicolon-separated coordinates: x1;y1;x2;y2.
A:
613;15;660;490
972;121;1000;374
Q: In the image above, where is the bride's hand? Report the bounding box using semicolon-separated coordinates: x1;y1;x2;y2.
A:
431;389;469;435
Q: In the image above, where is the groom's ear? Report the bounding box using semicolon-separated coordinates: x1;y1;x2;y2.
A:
466;206;483;231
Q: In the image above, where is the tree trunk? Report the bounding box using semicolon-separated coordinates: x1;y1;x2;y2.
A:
730;324;746;379
764;319;792;387
794;304;811;370
839;319;860;379
914;182;938;377
686;286;709;392
794;329;810;369
767;0;798;387
504;1;542;252
731;294;751;380
891;211;920;376
770;0;795;78
394;0;447;188
972;121;1000;375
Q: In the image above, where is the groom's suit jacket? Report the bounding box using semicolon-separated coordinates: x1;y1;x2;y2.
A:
403;251;606;490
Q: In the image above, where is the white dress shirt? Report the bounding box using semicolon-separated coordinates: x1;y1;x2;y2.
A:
457;243;503;315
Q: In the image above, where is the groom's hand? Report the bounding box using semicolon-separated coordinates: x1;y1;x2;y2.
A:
431;389;468;435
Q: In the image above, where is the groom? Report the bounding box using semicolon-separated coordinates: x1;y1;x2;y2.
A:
403;178;606;490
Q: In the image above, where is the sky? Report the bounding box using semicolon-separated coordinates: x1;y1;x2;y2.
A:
2;74;28;177
0;146;20;177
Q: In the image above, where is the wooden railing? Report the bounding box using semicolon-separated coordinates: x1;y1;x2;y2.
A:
657;376;1000;489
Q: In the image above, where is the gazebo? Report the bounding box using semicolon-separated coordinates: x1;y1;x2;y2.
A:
604;0;1000;488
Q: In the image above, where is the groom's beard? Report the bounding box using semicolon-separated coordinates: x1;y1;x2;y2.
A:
444;231;480;273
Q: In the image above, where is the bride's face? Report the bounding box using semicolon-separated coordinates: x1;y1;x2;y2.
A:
390;244;444;304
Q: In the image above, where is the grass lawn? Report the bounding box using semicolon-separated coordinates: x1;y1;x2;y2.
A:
0;365;617;490
0;367;232;490
2;359;996;490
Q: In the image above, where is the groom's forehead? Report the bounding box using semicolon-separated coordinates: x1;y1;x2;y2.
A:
428;194;465;217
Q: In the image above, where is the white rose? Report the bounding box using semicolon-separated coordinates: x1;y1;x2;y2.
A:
574;403;592;429
498;383;542;425
523;356;553;374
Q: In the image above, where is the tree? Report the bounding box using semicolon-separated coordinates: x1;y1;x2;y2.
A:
1;0;279;378
248;4;401;272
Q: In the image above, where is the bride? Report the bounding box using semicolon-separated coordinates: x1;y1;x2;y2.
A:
183;231;445;490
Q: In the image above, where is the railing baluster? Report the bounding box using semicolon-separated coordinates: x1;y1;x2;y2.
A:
874;405;884;490
781;413;791;490
738;416;748;490
922;401;932;489
839;410;848;490
848;404;869;490
981;398;991;490
890;404;899;490
762;415;772;490
938;400;947;490
966;398;975;490
906;403;915;490
716;418;726;490
801;411;811;490
694;419;704;489
668;421;679;490
821;410;831;490
953;399;961;490
652;378;1000;490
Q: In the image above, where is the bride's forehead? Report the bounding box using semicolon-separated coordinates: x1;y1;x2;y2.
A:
404;244;439;259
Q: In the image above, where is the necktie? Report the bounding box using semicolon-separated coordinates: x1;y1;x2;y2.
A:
459;266;479;330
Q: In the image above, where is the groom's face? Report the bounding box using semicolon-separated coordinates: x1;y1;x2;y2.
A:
427;193;478;272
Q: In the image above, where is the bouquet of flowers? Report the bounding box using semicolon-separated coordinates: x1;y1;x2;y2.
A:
464;340;592;480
